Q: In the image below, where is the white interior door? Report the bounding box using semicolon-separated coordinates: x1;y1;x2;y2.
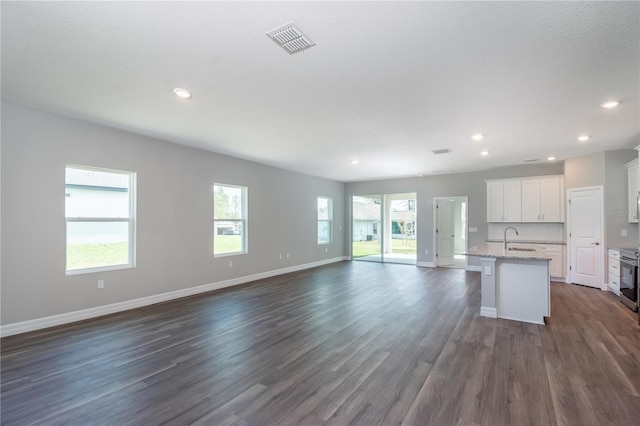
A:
436;199;455;266
569;187;604;288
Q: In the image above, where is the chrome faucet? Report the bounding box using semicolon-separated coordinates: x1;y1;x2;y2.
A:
503;226;519;250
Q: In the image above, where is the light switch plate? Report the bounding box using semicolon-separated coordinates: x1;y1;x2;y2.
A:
484;266;492;275
469;227;478;233
622;229;628;237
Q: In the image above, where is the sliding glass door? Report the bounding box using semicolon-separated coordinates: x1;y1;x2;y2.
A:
352;195;382;262
352;193;417;264
386;195;417;264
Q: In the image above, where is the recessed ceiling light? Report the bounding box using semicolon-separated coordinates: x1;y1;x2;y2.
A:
601;100;621;109
548;156;556;161
480;150;489;156
471;134;484;141
351;159;359;165
577;135;590;142
173;88;192;99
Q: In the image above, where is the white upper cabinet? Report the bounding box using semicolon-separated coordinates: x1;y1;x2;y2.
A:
521;176;564;222
521;179;541;222
487;179;522;222
487;175;564;223
626;158;638;223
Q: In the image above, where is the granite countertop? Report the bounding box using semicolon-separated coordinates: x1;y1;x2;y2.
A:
485;239;566;245
464;244;552;261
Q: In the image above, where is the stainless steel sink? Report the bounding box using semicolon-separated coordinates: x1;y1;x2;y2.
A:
508;247;536;252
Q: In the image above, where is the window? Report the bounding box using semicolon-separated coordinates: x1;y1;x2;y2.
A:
317;196;332;244
214;184;247;256
65;165;136;274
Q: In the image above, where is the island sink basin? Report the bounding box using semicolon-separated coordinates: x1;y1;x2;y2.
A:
508;247;536;252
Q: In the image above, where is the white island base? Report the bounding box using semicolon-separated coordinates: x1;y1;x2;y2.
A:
467;247;551;325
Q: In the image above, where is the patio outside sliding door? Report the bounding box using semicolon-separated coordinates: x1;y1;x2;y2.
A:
385;194;417;264
352;195;382;262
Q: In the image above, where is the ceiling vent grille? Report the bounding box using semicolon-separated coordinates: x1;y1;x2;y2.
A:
431;148;452;155
523;158;540;163
266;22;315;54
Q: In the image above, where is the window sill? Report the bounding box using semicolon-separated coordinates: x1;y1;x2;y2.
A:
214;251;247;258
66;263;134;276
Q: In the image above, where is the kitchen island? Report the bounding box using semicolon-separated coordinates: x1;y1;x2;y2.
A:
465;245;551;325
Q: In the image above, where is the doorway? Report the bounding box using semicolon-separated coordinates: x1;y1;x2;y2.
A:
433;196;468;269
567;187;604;288
352;193;417;264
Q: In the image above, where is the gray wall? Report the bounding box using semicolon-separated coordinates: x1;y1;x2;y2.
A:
604;149;639;249
563;150;639;250
345;162;565;266
1;103;345;325
564;151;605;190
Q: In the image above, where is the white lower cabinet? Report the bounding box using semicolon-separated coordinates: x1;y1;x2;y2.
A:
608;249;620;295
539;245;564;278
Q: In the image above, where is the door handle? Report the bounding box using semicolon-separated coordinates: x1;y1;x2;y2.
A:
591;242;600;245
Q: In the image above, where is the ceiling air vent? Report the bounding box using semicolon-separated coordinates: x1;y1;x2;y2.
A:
431;148;452;155
266;22;315;54
523;158;540;163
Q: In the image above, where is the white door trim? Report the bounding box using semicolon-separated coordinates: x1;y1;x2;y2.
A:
566;186;605;289
433;196;469;268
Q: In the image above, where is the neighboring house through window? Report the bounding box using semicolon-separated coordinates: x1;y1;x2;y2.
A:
65;165;136;274
214;183;247;256
318;196;332;244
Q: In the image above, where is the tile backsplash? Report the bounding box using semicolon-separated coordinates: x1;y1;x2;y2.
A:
488;223;564;242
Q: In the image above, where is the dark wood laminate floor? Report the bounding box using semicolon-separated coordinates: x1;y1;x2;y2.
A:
2;261;640;425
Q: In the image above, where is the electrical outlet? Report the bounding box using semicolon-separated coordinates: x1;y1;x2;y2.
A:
325;247;328;253
622;229;628;237
339;225;343;231
286;253;290;259
97;280;105;289
425;249;428;254
228;261;233;268
279;254;282;260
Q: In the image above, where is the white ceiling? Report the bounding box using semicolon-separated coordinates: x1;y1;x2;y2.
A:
2;1;639;182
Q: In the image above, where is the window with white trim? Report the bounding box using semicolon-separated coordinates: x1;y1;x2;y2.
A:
65;165;136;274
318;196;332;244
214;183;247;256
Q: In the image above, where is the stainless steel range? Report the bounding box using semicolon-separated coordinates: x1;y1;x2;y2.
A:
619;248;638;312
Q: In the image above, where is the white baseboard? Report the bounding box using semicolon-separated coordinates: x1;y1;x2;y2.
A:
480;306;498;318
466;265;481;272
416;261;435;268
1;256;348;338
